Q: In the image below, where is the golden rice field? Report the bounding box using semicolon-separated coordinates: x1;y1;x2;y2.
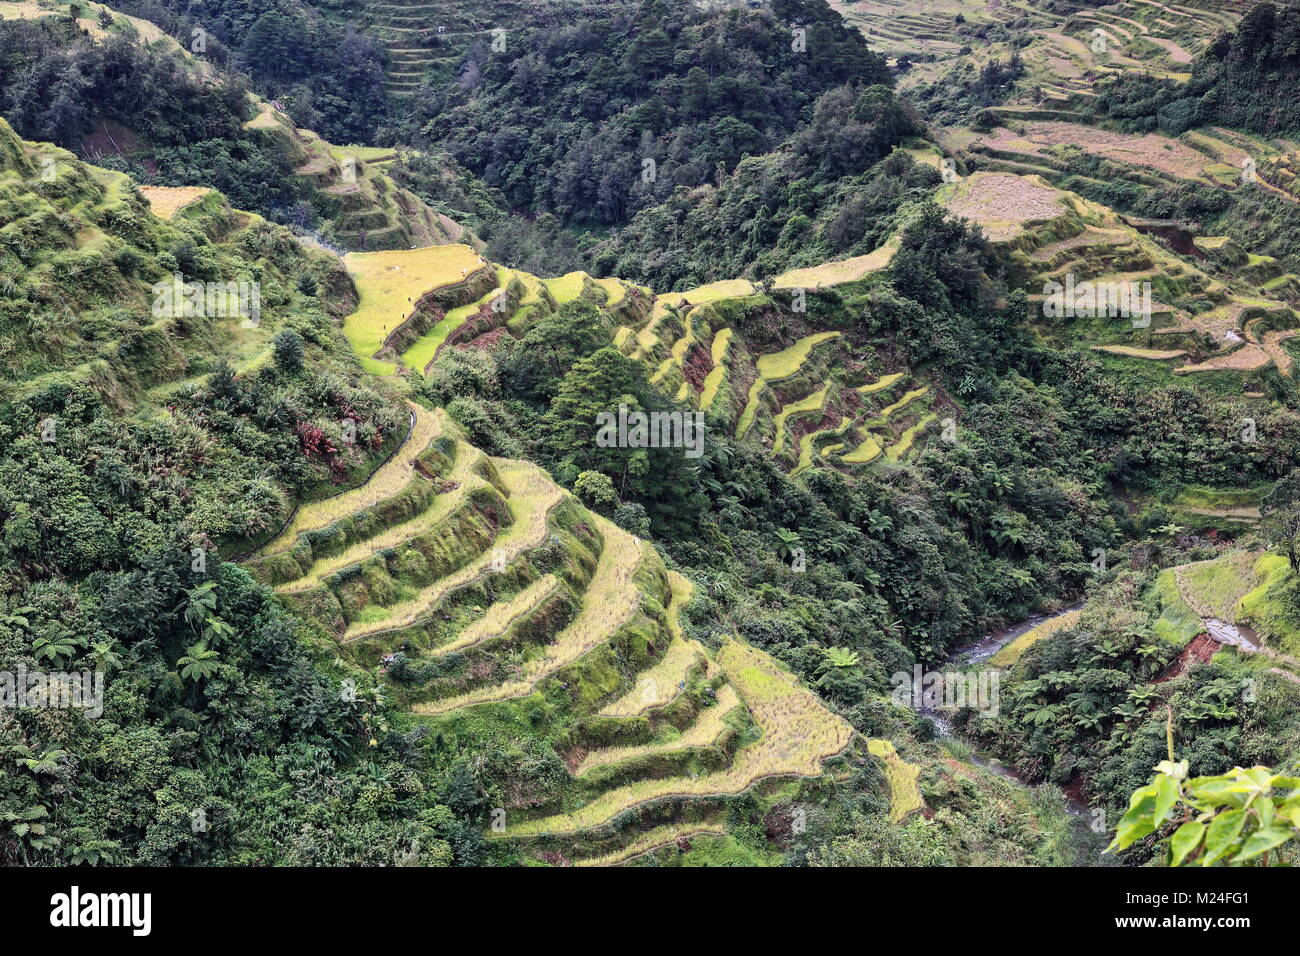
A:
571;822;728;867
841;432;883;464
343;244;485;374
414;516;650;715
697;328;734;411
343;458;566;641
1090;345;1187;360
771;385;829;456
260;403;441;558
138;185;211;220
593;276;630;308
774;238;897;288
885;413;939;461
866;738;924;822
431;574;562;656
276;437;490;592
505;638;853;837
736;332;842;439
598;637;702;717
542;271;590;304
876;386;929;421
858;371;904;394
633;280;757;358
577;683;742;776
598;573;701;718
755;331;842;382
794;416;852;475
650;322;697;385
400;265;510;373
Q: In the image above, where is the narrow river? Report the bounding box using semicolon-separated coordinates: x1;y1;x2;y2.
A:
921;605;1092;818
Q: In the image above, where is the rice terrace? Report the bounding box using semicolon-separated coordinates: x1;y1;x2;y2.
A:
0;0;1299;930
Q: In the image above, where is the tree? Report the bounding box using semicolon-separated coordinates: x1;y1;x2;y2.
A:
177;643;221;682
573;470;618;515
1262;470;1300;571
273;328;304;373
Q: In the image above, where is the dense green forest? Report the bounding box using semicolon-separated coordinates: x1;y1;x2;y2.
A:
400;0;888;229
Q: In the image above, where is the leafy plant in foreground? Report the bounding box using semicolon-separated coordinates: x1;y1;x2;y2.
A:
1110;710;1300;866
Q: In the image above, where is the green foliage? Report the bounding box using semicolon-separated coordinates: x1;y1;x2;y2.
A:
273;328;304;374
401;0;890;231
1111;759;1300;866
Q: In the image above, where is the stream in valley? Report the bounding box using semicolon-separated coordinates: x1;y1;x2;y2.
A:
920;605;1092;818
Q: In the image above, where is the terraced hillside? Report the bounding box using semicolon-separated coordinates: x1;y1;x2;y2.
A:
338;235;946;475
832;0;1240;98
0;115;326;402
607;261;948;473
341;245;647;375
357;0;625;96
0;0;477;252
932;169;1300;384
244;101;471;251
245;402;875;864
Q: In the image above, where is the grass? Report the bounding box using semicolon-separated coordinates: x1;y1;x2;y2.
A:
736;332;841;439
1237;554;1300;656
259;403;442;557
413;515;650;714
1170;484;1265;519
1152;567;1207;645
697;328;733;411
571;822;728;867
1174;551;1261;621
343;458;565;641
771;385;829;456
990;609;1083;666
576;683;742;776
138;185;211;220
343;244;484;373
866;738;924;822
502;638;853;837
400;265;508;372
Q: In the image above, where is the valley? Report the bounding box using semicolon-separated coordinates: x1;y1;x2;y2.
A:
0;0;1298;879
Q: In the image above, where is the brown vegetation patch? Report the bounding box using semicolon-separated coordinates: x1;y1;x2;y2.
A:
1022;121;1209;179
943;173;1067;240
